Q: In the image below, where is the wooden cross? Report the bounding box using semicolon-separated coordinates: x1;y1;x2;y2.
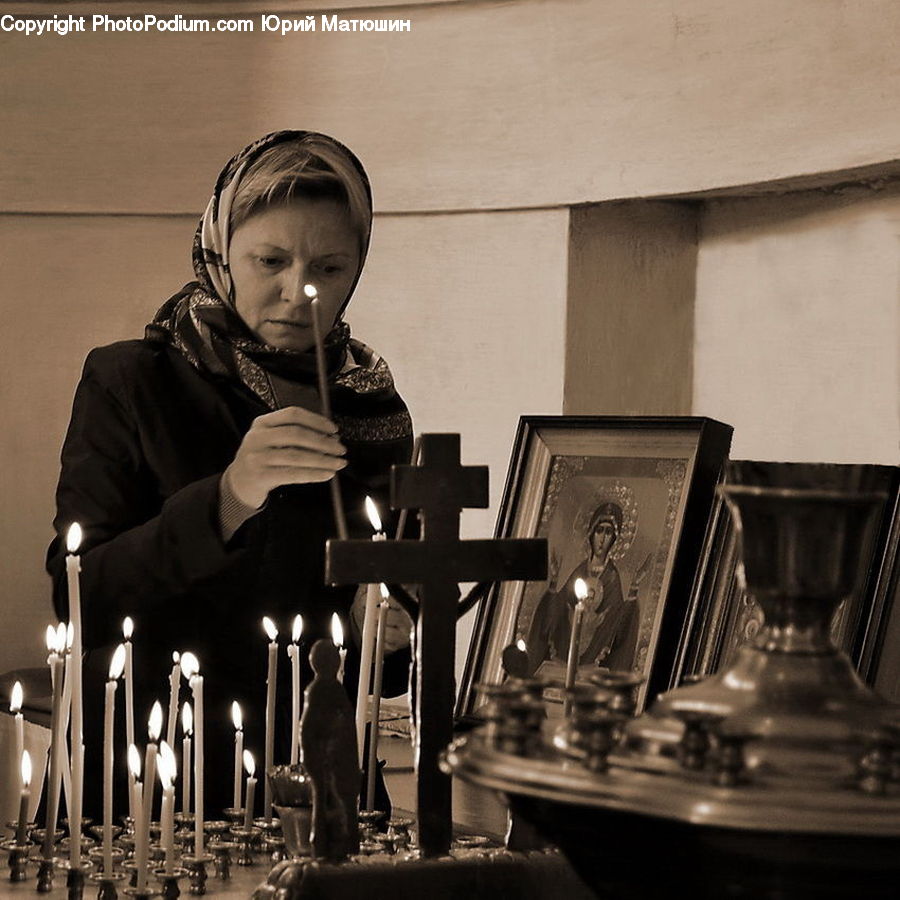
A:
325;433;547;857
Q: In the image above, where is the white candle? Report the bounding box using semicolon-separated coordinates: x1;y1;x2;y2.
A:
157;742;177;876
306;283;349;540
123;617;136;821
60;624;73;827
103;645;126;874
289;615;303;766
564;578;589;715
262;617;278;820
181;702;193;815
16;751;31;846
128;744;142;833
242;751;256;830
41;626;65;861
231;702;243;810
136;702;163;893
10;681;24;797
65;524;84;868
166;651;181;748
180;653;204;856
332;613;346;684
366;587;390;810
356;498;385;766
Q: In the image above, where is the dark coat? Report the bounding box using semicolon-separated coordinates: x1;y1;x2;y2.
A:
46;339;413;818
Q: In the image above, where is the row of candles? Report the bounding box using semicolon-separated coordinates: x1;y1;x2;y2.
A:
9;489;395;876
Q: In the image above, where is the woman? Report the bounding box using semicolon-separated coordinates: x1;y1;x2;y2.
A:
46;131;414;819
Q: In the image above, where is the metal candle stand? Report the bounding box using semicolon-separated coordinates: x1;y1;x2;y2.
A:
1;839;31;882
154;866;188;900
228;827;258;866
90;869;128;900
179;854;213;895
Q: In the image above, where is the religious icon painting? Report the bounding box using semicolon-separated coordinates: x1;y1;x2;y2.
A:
673;460;900;691
457;416;733;721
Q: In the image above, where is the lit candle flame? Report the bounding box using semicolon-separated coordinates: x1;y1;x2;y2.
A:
66;623;74;651
180;652;200;680
380;583;390;602
128;744;141;780
331;613;344;647
66;522;83;554
10;681;23;714
123;617;134;640
292;614;303;644
516;638;527;653
148;700;164;742
55;622;67;653
21;750;32;788
109;644;126;680
181;701;193;736
365;496;382;533
574;577;589;603
231;701;242;731
243;749;256;777
172;651;180;664
45;625;56;653
157;741;176;787
262;616;278;642
303;283;317;301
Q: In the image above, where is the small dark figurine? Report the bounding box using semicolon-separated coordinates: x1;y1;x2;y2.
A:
300;638;360;862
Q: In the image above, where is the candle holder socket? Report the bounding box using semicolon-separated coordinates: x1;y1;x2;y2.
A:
227;827;257;866
208;841;236;880
180;854;213;896
63;861;93;900
88;845;126;874
5;820;36;842
154;866;187;900
89;869;127;900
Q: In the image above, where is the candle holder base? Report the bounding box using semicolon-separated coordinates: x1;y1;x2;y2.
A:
90;870;127;900
1;840;32;882
228;828;257;866
64;861;94;900
36;856;55;893
209;841;236;880
154;866;187;900
180;854;213;895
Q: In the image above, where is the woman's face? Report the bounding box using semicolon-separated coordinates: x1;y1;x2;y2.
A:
229;197;361;352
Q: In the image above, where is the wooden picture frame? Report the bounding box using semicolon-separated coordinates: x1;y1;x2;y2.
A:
457;415;733;720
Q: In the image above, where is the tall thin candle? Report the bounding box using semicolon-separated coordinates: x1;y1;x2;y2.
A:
123;617;135;821
136;702;163;893
564;578;589;716
306;283;348;540
181;702;192;815
157;742;177;876
166;651;180;748
41;626;65;862
231;702;243;810
128;745;142;832
10;681;24;797
356;497;385;766
103;645;126;875
16;751;31;847
366;586;390;810
180;653;204;856
242;751;256;830
65;524;85;868
262;617;278;820
289;615;303;766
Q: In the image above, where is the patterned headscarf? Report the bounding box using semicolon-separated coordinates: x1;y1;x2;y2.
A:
146;130;391;413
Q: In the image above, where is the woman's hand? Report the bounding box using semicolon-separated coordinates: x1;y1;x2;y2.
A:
225;406;347;509
350;589;414;655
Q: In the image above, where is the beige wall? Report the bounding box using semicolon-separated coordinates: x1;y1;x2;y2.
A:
693;186;900;463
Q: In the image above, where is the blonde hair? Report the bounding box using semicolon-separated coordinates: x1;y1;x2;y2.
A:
229;136;371;254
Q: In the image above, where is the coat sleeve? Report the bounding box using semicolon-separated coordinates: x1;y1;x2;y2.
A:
46;348;240;650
